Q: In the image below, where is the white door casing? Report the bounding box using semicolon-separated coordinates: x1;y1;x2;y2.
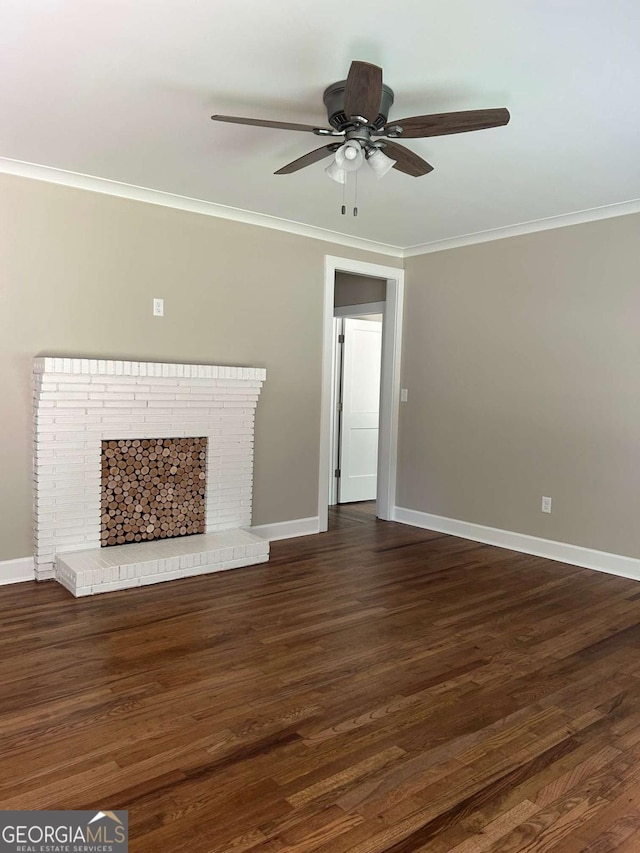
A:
320;256;404;530
339;319;382;503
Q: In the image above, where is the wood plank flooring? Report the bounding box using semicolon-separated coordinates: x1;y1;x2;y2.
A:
3;503;640;851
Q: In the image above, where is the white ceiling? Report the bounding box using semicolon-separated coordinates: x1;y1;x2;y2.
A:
2;0;640;250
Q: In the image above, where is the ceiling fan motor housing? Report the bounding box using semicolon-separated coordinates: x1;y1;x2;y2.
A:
323;81;395;130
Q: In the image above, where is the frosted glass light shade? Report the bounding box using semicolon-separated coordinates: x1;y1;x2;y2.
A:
367;148;396;179
334;141;364;172
325;160;347;184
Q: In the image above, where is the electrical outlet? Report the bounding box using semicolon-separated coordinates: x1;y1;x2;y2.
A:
400;388;408;402
153;298;164;317
541;496;552;514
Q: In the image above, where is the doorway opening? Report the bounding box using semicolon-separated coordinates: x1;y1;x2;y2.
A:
319;256;404;532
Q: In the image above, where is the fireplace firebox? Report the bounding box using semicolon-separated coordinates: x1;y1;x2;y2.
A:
101;437;207;546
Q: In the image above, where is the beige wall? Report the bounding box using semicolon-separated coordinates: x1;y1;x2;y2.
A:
0;174;400;561
334;272;386;307
399;214;640;558
5;172;638;564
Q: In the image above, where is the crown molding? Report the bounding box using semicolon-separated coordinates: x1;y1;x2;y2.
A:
4;157;640;260
0;157;404;258
403;197;640;257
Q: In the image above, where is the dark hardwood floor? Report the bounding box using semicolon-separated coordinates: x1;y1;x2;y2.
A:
3;504;640;851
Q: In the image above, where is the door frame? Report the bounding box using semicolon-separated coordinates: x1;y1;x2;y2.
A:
319;256;405;531
329;316;343;507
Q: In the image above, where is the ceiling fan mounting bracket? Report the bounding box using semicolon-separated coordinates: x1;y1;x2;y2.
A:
323;80;395;131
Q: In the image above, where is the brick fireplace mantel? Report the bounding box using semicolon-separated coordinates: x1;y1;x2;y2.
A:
33;358;268;594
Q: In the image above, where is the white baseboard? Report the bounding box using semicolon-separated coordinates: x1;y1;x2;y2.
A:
392;506;640;582
249;516;320;541
0;556;36;586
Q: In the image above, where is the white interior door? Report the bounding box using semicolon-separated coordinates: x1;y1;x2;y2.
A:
339;318;383;503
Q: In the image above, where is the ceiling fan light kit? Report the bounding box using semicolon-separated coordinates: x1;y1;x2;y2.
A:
211;60;510;213
325;145;397;184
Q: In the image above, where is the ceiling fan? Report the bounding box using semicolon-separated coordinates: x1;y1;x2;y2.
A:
211;61;510;182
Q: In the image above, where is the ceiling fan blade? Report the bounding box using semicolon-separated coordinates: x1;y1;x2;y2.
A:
385;108;510;138
381;142;434;177
343;61;383;123
274;145;336;175
211;114;324;133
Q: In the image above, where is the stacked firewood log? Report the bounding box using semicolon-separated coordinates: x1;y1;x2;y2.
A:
100;437;207;546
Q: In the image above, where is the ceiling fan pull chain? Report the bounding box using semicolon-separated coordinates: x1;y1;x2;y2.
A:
353;170;358;217
341;174;347;215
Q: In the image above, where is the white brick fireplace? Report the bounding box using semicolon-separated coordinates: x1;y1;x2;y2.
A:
33;358;269;595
